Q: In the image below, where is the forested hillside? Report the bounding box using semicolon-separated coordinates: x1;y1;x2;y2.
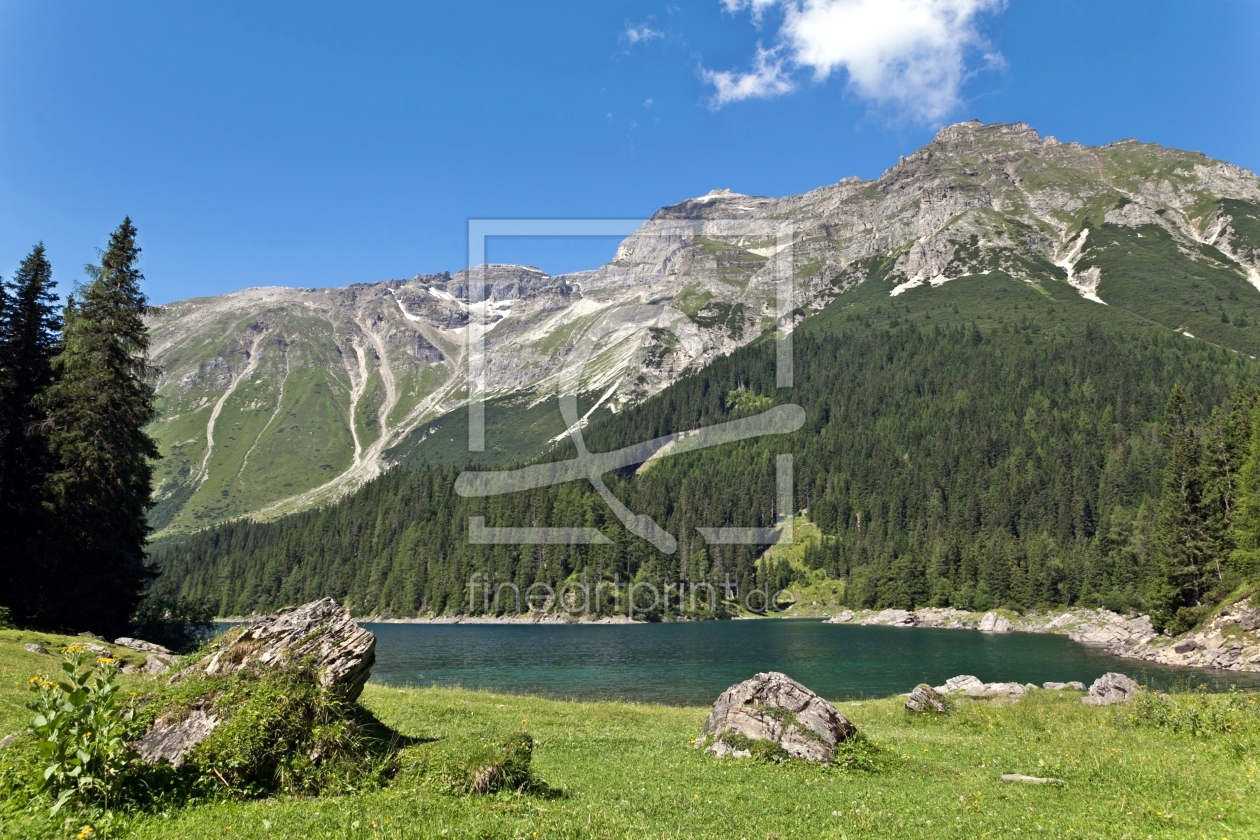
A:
153;268;1260;626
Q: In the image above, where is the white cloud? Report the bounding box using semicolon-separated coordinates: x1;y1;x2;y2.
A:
721;0;780;21
624;24;663;45
704;0;1006;121
701;45;796;106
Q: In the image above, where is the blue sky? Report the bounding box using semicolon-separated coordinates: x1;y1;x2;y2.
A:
1;0;1256;304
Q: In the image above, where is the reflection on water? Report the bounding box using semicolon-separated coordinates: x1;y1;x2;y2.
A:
360;619;1260;706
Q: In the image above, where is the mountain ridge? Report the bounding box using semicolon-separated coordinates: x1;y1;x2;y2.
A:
145;121;1260;539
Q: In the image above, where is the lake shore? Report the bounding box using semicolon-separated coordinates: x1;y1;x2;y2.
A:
221;594;1260;675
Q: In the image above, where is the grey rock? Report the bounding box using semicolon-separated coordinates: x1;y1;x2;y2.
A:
132;709;220;766
1042;681;1087;691
77;632;105;641
0;733;18;749
1001;774;1066;785
934;674;1027;699
978;612;1013;633
823;610;854;624
1172;639;1198;654
862;609;915;626
179;598;375;701
935;675;984;694
1083;672;1140;706
1239;607;1260;632
123;653;181;676
114;637;175;656
702;672;857;763
970;682;1028;699
23;644;48;655
905;684;949;714
706;739;751;759
1205;634;1226;652
83;643;112;656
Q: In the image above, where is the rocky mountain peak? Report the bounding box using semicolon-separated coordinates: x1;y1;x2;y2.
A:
144;123;1260;537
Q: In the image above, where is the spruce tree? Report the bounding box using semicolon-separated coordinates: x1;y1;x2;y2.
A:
0;244;61;624
42;219;159;635
1151;383;1211;632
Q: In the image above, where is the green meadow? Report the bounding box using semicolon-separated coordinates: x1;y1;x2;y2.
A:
2;631;1258;839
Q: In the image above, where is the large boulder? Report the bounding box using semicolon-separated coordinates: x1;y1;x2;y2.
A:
700;672;856;763
174;598;375;702
1082;672;1140;706
137;600;376;768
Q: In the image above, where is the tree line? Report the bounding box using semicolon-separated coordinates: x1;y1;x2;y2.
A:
0;221;161;638
152;306;1260;631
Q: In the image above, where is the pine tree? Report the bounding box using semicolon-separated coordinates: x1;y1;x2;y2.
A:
42;219;159;635
1151;383;1211;632
1229;401;1260;582
0;244;61;624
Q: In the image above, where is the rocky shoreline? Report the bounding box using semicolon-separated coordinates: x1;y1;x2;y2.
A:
820;599;1260;674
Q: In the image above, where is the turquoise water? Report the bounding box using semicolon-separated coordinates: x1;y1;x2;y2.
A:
363;619;1260;706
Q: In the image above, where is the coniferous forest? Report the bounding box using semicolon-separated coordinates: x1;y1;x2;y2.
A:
152;273;1260;633
0;220;161;638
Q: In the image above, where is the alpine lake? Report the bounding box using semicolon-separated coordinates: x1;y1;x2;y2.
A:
357;618;1260;705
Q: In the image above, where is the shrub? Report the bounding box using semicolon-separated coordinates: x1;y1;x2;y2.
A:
1125;688;1259;737
402;732;538;794
0;606;14;629
25;647;139;815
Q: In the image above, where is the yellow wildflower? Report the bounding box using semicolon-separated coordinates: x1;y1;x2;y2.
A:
76;827;94;840
63;644;84;653
96;657;116;665
27;676;39;684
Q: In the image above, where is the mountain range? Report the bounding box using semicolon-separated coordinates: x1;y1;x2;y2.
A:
146;121;1260;541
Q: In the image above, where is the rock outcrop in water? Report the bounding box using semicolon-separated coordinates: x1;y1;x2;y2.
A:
700;672;857;762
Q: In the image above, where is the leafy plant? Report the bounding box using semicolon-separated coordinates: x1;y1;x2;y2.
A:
26;646;138;814
0;606;13;629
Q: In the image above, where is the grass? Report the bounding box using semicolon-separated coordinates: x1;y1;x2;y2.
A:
3;633;1260;838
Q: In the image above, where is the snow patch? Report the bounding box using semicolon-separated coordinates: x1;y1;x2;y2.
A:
1055;229;1107;305
747;242;789;258
1182;331;1196;339
889;271;987;297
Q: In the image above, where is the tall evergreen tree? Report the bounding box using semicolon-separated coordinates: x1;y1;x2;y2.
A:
42;219;159;635
0;244;61;624
1151;383;1212;631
